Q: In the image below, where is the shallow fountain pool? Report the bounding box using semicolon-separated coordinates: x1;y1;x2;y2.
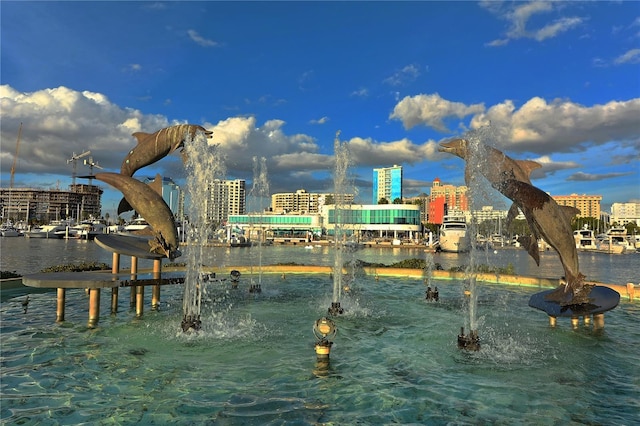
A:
1;273;638;424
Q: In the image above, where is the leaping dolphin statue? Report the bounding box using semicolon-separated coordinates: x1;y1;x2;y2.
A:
498;178;589;305
121;124;213;177
438;138;588;305
94;172;180;260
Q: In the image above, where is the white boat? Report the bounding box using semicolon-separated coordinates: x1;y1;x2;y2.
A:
68;219;107;240
596;227;634;254
0;223;21;237
229;234;251;247
574;226;598;251
25;225;65;239
123;218;151;232
438;213;470;253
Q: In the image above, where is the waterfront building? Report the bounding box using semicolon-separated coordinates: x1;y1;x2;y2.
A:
0;185;102;223
403;193;430;224
205;179;246;224
373;165;403;204
552;193;602;218
611;201;640;226
271;189;354;214
228;204;422;243
428;178;469;225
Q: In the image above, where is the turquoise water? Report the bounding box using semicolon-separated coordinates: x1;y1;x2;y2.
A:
2;267;639;424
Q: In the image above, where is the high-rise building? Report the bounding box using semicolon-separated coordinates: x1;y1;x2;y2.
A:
428;178;468;224
373;165;402;204
552;194;602;218
271;189;354;214
0;185;103;223
611;201;640;226
205;179;246;224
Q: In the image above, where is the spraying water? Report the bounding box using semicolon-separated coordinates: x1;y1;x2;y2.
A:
459;126;506;343
181;131;226;328
249;156;269;285
330;131;350;314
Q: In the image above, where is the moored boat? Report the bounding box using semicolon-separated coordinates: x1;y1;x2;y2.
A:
0;223;21;237
438;213;470;253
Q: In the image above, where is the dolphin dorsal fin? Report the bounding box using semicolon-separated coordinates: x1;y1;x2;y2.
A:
560;205;580;222
132;132;151;144
517;160;542;178
149;174;164;196
117;197;133;215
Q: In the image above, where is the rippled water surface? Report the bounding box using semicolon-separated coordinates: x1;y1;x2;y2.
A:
1;239;639;424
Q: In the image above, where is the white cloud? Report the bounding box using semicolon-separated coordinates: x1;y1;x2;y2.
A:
187;30;218;47
383;64;420;87
468;96;640;154
614;48;640;65
482;1;583;46
389;93;485;132
309;116;329;125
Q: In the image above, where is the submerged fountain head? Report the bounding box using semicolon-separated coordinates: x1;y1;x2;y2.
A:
457;327;480;351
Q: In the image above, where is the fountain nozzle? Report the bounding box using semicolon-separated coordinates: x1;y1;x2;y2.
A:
457;327;480;351
328;302;344;315
181;315;202;333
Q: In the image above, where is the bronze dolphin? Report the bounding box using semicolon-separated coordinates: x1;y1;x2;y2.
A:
438;138;587;305
498;178;588;305
438;138;541;188
94;172;180;260
439;138;543;260
121;124;213;177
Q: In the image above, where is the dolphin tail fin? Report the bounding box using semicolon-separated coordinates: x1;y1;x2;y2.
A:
117;197;133;215
560;205;580;222
132;132;151;144
516;159;542;179
505;203;520;229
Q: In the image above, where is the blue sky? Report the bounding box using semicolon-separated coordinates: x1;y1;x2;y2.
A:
1;1;639;219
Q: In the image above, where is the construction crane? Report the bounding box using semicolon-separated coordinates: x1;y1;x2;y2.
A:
9;122;22;188
83;156;103;186
67;150;91;187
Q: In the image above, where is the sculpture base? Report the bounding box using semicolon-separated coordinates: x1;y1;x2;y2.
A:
95;234;181;259
528;285;620;318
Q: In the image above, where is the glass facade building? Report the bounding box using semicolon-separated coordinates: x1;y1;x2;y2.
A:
373;165;403;204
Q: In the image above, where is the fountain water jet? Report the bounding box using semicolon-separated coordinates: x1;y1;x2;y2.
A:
329;131;351;315
248;156;270;287
181;133;226;331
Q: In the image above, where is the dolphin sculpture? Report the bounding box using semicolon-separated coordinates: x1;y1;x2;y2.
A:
439;138;543;261
438;138;588;305
498;178;589;305
94;172;180;260
121;124;213;177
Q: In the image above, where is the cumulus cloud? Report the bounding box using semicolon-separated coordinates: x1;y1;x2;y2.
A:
0;85;167;177
389;93;485;132
468;96;640;154
347;137;441;166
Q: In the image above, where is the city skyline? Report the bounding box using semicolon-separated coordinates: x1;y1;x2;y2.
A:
1;2;639;220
